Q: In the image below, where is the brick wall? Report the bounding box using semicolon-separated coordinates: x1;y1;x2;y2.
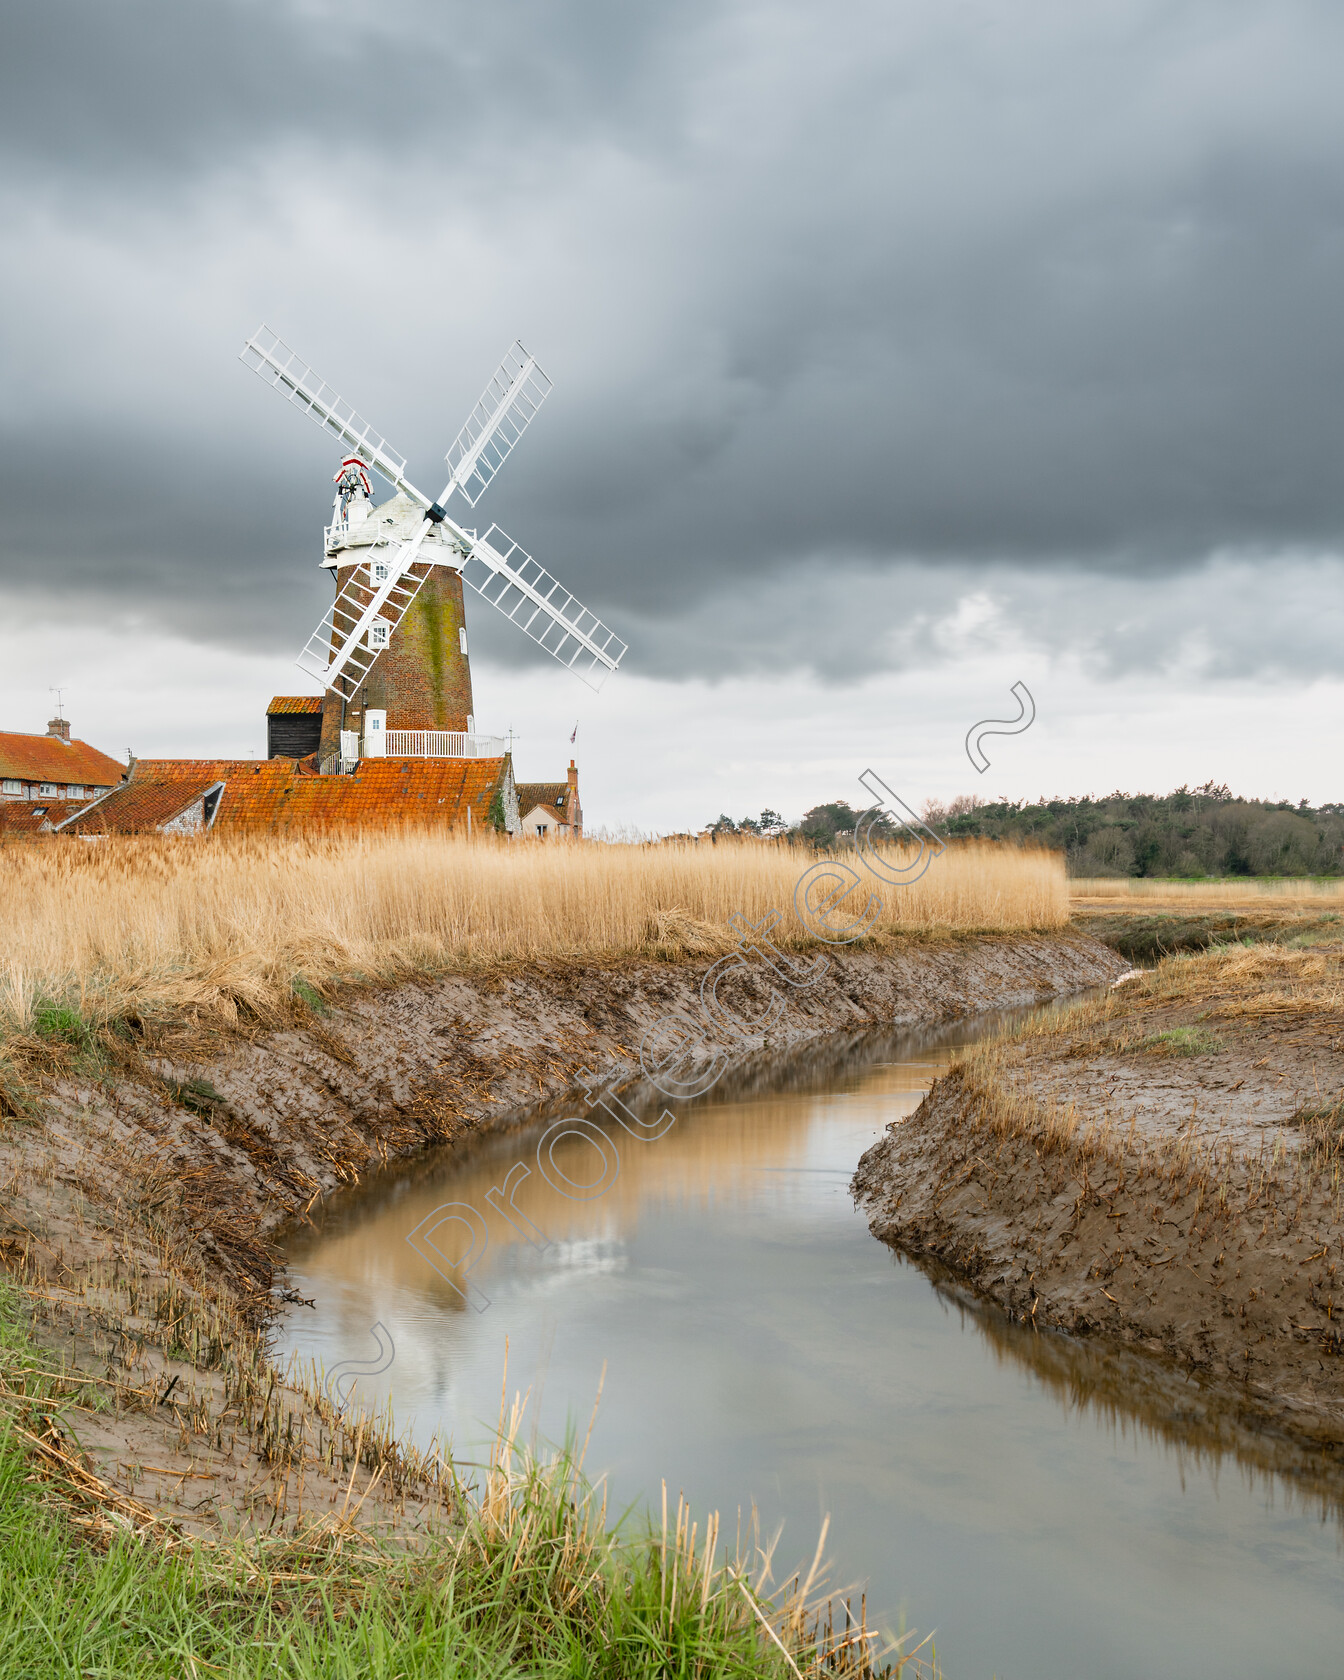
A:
318;562;477;759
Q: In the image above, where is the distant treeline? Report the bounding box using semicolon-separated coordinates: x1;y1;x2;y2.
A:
707;783;1344;877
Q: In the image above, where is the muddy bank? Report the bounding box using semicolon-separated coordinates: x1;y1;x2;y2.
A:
6;930;1125;1296
0;930;1122;1540
1073;901;1344;963
854;943;1344;1450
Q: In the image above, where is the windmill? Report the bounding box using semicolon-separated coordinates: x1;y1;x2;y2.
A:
239;327;626;765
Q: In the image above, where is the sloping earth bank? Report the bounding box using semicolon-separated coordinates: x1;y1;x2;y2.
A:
854;943;1344;1452
0;930;1124;1540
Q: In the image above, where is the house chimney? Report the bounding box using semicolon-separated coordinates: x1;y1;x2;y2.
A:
567;759;582;838
46;717;70;743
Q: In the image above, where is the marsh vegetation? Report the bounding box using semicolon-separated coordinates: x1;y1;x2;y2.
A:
0;832;1065;1071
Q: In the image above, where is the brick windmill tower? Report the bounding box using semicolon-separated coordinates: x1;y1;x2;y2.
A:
241;330;626;765
312;457;475;760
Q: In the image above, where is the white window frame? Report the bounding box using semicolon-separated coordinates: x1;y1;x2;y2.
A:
39;783;58;797
1;779;20;795
66;786;85;800
368;621;390;649
371;561;391;584
459;627;469;656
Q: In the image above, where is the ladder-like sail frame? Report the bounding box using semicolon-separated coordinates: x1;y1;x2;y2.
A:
462;526;627;691
243;325;627;694
241;327;418;499
444;341;553;508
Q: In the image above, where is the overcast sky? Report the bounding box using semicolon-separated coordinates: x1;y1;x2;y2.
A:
3;0;1342;829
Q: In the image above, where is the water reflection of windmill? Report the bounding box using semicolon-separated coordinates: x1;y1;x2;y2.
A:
240;328;627;767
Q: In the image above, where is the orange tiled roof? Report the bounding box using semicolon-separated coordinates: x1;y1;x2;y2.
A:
0;732;124;787
0;800;85;838
58;772;225;836
266;696;324;715
58;757;510;837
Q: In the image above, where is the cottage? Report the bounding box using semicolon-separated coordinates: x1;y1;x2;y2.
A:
0;717;123;804
515;762;583;839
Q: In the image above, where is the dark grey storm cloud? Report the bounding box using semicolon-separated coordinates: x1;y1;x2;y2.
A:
3;0;1343;684
0;0;703;185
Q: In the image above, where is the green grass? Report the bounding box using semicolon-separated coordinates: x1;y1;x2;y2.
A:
168;1077;229;1120
0;1452;526;1679
31;1000;96;1051
291;976;329;1017
29;994;97;1048
0;1427;837;1680
1137;1026;1225;1057
0;1280;897;1678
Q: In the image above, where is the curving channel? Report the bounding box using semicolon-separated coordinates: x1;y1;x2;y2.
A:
276;1004;1344;1679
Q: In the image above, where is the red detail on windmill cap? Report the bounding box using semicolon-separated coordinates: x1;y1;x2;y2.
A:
334;456;373;490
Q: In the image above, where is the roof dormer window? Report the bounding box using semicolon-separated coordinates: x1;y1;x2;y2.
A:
1;780;19;795
39;783;58;797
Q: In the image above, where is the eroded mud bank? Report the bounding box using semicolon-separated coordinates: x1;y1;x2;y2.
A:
854;944;1344;1449
14;931;1122;1292
0;931;1122;1538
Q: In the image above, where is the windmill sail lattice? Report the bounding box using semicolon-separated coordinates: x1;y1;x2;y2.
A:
444;342;553;507
297;541;433;690
240;324;628;697
462;527;627;690
241;327;415;496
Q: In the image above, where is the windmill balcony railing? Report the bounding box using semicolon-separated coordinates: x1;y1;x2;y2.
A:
317;731;507;775
383;731;508;759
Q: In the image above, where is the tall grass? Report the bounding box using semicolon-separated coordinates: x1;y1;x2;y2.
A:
0;1279;927;1678
0;834;1065;1037
1072;876;1344;905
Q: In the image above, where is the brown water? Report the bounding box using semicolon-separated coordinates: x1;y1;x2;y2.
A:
276;1011;1344;1679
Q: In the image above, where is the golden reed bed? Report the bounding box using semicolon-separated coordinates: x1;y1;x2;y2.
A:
1071;876;1344;908
0;833;1065;1034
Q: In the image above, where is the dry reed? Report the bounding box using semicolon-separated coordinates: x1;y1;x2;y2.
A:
0;832;1065;1037
1071;877;1344;907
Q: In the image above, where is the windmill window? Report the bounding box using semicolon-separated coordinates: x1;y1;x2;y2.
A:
459;627;468;656
371;562;390;584
368;622;390;649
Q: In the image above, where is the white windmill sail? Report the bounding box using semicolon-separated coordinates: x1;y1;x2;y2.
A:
444;341;553;507
240;326;419;498
296;538;439;690
240;325;628;695
461;526;627;690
